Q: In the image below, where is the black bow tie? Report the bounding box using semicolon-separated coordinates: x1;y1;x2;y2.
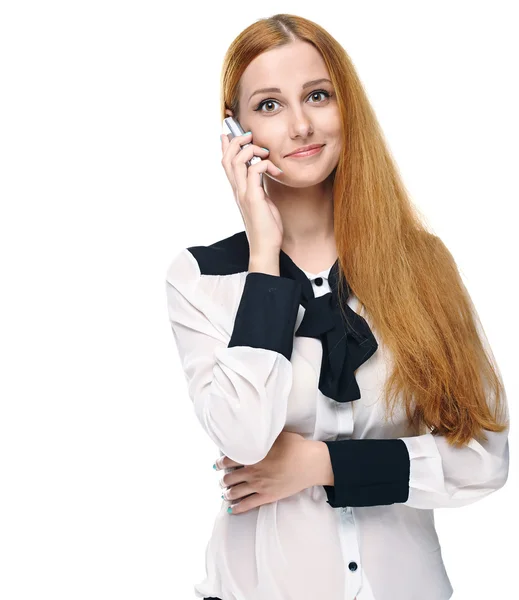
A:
279;250;378;403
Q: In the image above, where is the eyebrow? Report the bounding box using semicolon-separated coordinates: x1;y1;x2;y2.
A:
248;78;333;102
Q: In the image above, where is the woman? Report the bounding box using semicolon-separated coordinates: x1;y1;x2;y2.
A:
165;13;509;600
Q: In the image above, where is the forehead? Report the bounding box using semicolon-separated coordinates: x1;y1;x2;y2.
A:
239;41;329;93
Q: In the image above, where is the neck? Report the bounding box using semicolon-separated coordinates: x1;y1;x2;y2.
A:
263;171;336;253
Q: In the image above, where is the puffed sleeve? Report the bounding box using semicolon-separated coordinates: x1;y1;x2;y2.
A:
165;247;302;465
398;418;509;509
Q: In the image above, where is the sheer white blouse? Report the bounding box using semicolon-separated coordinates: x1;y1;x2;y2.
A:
165;229;509;600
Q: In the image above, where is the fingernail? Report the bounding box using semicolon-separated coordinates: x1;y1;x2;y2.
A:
221;493;224;499
261;147;269;151
227;507;233;513
213;463;217;470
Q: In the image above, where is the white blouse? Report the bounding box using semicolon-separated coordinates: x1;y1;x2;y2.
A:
165;229;509;600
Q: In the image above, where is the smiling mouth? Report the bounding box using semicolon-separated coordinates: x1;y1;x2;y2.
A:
285;145;325;158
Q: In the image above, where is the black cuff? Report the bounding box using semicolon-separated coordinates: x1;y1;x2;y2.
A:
228;272;302;361
322;438;410;507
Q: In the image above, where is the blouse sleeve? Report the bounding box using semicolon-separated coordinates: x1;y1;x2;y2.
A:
165;248;302;465
398;419;509;509
322;423;509;509
322;381;510;509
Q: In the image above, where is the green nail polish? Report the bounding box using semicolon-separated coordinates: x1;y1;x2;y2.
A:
227;507;232;513
221;494;224;499
213;463;217;470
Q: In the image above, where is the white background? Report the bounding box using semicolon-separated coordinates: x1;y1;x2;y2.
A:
1;1;517;599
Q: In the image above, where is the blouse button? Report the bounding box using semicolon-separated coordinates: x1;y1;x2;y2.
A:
313;277;323;286
348;561;358;572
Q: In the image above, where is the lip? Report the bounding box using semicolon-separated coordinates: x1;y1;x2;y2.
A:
285;144;324;157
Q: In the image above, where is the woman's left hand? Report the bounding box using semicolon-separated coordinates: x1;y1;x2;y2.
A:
214;431;322;514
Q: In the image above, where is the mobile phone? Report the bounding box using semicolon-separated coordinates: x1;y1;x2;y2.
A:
223;117;262;168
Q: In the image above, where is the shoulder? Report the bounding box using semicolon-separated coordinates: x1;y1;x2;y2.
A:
165;229;250;284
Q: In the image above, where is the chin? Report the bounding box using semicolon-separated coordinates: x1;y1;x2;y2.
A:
284;167;336;184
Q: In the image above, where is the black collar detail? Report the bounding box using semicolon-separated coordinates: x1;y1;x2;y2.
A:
279;247;378;404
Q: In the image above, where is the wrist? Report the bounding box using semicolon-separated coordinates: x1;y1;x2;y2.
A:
307;440;335;487
248;256;280;276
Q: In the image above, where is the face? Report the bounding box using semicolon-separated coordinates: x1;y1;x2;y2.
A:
225;40;342;188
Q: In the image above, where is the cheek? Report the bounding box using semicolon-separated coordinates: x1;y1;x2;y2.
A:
324;112;342;139
323;136;342;156
328;128;343;149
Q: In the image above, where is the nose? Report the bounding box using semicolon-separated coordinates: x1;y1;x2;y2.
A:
288;108;313;138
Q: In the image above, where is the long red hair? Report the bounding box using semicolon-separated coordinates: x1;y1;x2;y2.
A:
220;13;509;447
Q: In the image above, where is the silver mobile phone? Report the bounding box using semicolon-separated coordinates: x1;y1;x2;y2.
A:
223;117;264;188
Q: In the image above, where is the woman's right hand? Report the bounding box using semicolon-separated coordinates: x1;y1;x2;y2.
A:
220;131;285;257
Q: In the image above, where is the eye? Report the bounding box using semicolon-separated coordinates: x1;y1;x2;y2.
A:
253;89;332;113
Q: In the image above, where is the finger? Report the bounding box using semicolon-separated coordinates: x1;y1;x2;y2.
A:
231;130;252;147
231;147;271;194
221;132;258;190
229;146;270;176
222;481;252;502
221;134;232;165
220;134;237;190
222;131;251;165
236;158;283;201
228;493;272;515
227;139;267;198
220;466;247;488
221;132;232;150
226;137;269;166
215;455;242;470
225;131;267;164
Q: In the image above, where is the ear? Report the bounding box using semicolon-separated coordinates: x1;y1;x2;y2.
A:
225;109;234;118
